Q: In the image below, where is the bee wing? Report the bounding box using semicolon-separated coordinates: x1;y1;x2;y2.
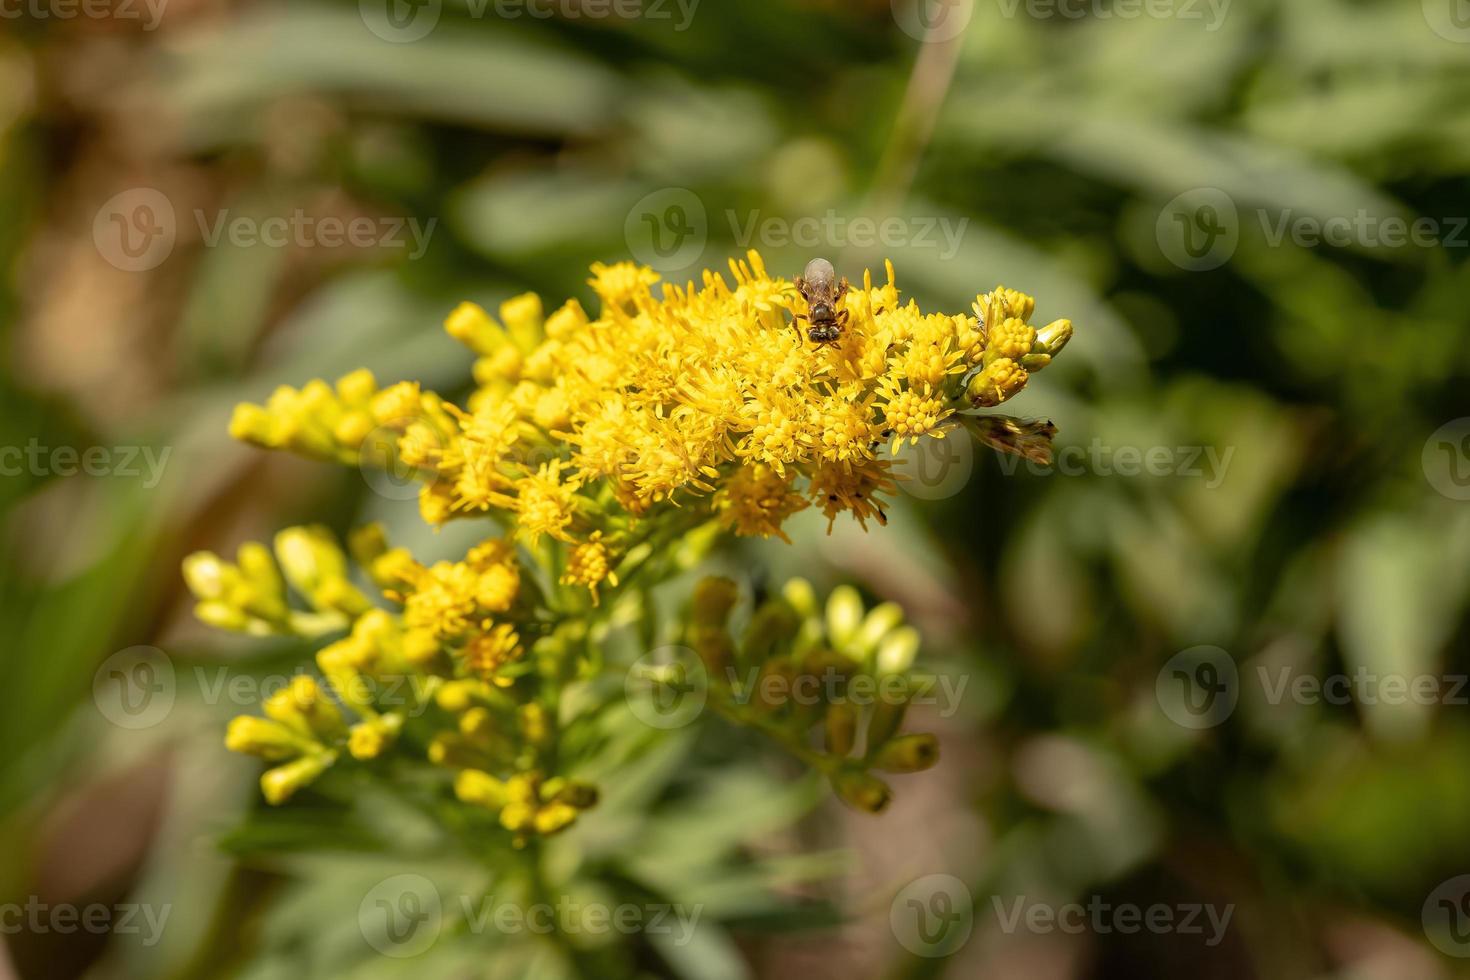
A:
960;415;1058;466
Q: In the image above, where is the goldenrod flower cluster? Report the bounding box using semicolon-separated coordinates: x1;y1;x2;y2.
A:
189;253;1072;826
229;251;1072;560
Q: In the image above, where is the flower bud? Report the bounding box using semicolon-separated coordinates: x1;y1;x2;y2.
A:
691;577;740;629
851;602;905;660
1036;318;1073;357
825;585;865;649
753;657;796;713
780;577;819;618
986;318;1037;363
226;716;310;760
260;752;335;806
333;412;373;449
499;803;536;832
444;302;506;355
865;697;909;752
459;707;496;741
314;576;373;619
295;675;349;739
500;293;544;352
349;523;388;567
348;715;401;760
228;403;280;448
402;628;443;670
436;679;483;714
428;733;492;770
182;552;229;600
239;536;284;586
875;626;920;675
317;638;374;713
264;676;342;739
966;358;1029;408
544;299;589;339
274;526;348;602
551;781;599;809
455;769;508;810
990;287;1035;323
833;771;892;814
871;733;940;773
335;368;377;407
742;600;801;666
825;703;857;757
370;381;423;427
519;703;551;747
195;601;249;633
533;803;579;835
692;629;735;675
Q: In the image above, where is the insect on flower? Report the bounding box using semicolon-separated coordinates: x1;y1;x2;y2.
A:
791;257;850;346
963;415;1060;466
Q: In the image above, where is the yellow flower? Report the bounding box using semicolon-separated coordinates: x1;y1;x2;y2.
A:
967;358;1030;408
878;381;953;452
348;717;401;760
514;460;580;546
589;261;660;310
476;562;520;614
737;390;812;474
717;464;810;543
371;381;423;427
544;298;589;339
562;531;618;604
988;317;1037;362
402;561;484;639
809;387;879;464
984;286;1035;324
897;315;967;388
532;387;572;431
810;459;897;532
463;624;524;680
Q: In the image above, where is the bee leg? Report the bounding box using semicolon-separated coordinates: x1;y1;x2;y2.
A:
789;314;807;345
836;277;850;303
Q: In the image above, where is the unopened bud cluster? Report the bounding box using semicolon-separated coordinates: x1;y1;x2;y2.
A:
684;577;941;813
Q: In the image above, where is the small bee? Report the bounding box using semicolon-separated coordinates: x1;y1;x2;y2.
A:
791;257;850;346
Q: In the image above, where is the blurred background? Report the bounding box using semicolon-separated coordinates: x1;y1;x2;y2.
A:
3;0;1470;977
